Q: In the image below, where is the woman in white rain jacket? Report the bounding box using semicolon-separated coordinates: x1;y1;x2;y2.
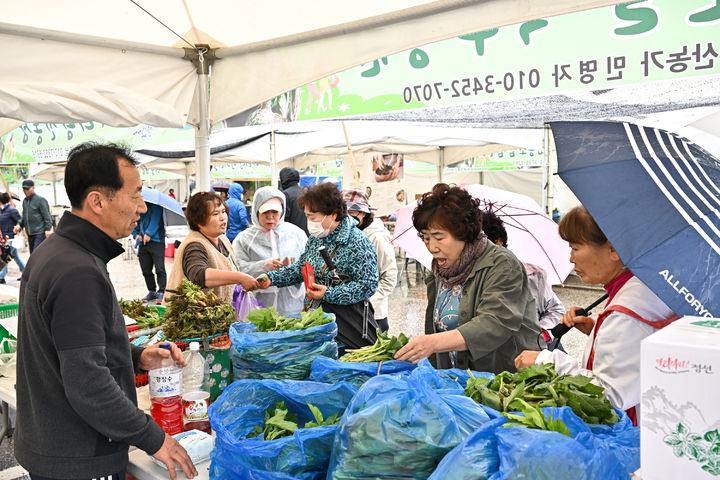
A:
233;186;307;315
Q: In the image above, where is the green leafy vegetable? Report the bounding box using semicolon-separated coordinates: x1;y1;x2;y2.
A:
247;401;341;441
247;306;329;332
119;298;164;329
339;330;410;362
465;363;619;426
304;403;341;429
502;399;571;436
162;279;236;340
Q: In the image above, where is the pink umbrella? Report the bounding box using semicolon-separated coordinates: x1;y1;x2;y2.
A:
391;184;573;285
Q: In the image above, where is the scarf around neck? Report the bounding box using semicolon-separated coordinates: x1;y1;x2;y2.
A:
432;233;488;286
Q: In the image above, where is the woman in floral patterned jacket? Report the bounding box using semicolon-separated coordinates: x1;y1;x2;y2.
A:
258;182;379;349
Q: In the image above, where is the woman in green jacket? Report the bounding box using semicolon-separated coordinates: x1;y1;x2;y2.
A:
394;183;543;373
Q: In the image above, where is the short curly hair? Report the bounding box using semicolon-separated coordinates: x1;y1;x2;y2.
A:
412;183;483;243
185;191;228;232
298;182;347;221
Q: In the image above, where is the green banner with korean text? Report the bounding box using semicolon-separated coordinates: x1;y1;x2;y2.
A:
1;123;201;165
297;0;720;120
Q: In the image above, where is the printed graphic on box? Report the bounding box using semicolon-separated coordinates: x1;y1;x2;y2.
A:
643;386;720;476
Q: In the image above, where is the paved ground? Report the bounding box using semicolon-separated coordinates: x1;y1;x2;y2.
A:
0;244;602;478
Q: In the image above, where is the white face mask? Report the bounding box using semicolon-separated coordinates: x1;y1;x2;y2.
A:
307;215;330;238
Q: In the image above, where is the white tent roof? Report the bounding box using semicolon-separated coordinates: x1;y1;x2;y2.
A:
1;0;626;132
29;120;545;180
215;120;544;169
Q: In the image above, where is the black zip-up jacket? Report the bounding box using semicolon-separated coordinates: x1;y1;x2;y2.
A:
279;167;308;234
14;212;165;478
0;202;21;238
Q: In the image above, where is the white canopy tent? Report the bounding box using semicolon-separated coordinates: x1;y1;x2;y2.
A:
1;0;627;191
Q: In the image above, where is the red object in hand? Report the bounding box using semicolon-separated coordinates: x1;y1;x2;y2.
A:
301;262;315;299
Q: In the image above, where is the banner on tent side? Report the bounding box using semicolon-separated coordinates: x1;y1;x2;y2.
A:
407;148;545;174
296;0;720;120
342;152;406;216
139;168;184;181
0;123;203;165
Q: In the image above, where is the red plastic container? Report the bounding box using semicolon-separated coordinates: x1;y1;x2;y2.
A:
151;396;184;435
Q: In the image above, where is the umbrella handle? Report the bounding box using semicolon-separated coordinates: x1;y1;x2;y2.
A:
549;293;609;341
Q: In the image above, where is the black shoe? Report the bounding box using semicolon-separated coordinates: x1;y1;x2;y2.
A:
0;279;5;284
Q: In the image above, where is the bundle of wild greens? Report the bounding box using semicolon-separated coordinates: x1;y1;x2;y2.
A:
247;401;341;441
162;279;236;340
464;363;619;426
338;330;409;362
502;399;571;436
119;298;164;329
247;306;329;332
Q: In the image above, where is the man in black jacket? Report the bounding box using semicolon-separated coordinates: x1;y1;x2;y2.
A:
15;143;197;480
279;167;308;234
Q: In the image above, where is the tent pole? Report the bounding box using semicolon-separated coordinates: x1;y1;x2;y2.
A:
542;124;551;214
437;147;444;183
341;121;361;188
52;173;58;205
271;126;278;188
187;47;213;193
195;71;211;192
185;163;191;202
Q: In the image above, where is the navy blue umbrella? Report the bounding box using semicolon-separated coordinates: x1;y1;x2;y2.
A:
141;187;186;226
551;121;720;319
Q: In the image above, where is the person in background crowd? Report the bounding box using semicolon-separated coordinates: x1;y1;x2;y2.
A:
482;208;566;351
257;182;379;350
279;167;308;234
14;179;53;253
15;142;196;480
515;206;677;426
233;187;307;315
394;183;542;374
165;191;258;304
225;182;249;243
342;188;397;332
168;188;176;199
0;192;25;284
133;202;167;304
213;185;229;201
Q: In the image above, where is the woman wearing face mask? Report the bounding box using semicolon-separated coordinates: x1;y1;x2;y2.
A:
232;186;307;315
258;182;379;350
165;191;258;304
393;183;542;374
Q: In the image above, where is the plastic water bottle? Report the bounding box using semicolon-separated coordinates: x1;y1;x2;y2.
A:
149;343;184;435
182;342;208;393
182;342;212;434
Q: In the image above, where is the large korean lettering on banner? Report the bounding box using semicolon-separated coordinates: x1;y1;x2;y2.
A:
297;0;720;120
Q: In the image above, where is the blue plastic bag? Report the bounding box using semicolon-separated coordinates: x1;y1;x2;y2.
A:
208;379;358;480
308;356;417;387
429;406;639;480
229;314;338;380
437;368;495;389
327;358;496;479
